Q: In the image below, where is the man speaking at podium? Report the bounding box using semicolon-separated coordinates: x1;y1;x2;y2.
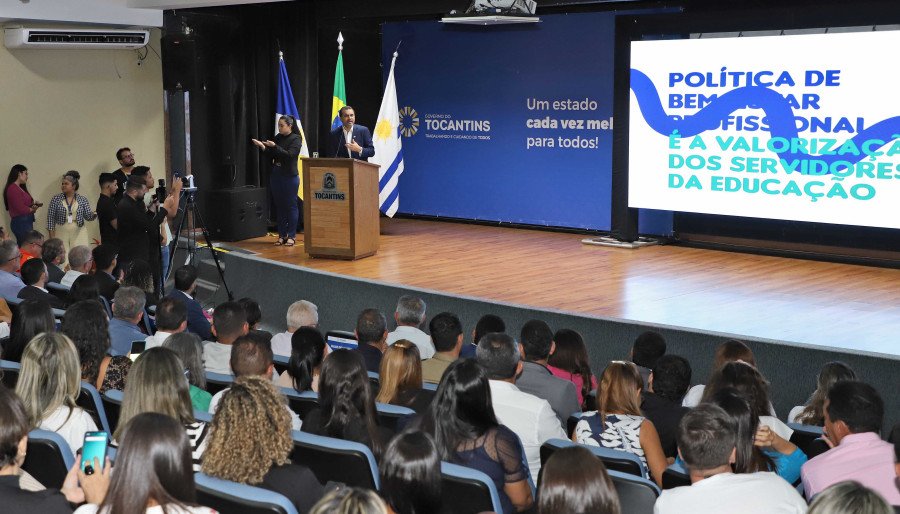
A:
329;105;375;161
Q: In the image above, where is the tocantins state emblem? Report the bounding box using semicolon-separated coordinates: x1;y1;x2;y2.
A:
399;106;419;137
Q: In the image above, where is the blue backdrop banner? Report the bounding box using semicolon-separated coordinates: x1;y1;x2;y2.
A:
382;14;623;230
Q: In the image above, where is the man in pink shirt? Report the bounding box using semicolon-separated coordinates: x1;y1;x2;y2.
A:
801;380;899;505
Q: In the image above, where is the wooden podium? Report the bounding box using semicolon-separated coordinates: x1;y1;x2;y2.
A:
302;158;380;260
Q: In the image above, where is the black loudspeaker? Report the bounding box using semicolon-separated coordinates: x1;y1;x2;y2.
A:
162;35;199;91
205;187;268;241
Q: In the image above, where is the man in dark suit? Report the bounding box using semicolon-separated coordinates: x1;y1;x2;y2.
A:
17;258;65;309
40;237;66;284
92;244;120;302
328;105;375;161
165;264;211;341
354;308;387;373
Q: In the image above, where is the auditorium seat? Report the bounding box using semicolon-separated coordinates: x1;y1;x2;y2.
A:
788;422;829;458
194;472;299;514
539;438;645;478
194;409;212;423
205;371;234;395
374;402;416;433
102;389;124;433
77;381;111;434
367;370;380;395
46;282;69;303
1;359;20;389
273;354;289;375
609;469;661;514
438;461;503;514
280;387;319;420
22;429;75;490
99;296;113;318
566;412;584;437
662;461;691;489
289;430;379;490
422;381;438;391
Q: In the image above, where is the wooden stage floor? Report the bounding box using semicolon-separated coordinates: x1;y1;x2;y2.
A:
228;218;900;357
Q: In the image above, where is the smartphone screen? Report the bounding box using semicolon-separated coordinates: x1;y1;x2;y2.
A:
326;333;358;351
81;431;108;472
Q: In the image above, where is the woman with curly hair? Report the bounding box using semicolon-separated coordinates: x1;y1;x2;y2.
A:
61;300;131;394
46;171;97;250
202;376;324;513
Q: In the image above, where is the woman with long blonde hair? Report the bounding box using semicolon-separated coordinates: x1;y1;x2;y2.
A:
573;361;667;486
375;340;434;413
15;332;98;456
117;347;208;470
202;376;324;513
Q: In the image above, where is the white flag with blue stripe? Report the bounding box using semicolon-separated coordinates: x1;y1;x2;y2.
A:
275;52;309;199
371;51;404;217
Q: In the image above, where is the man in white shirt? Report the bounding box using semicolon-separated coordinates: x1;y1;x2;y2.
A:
654;404;807;514
386;294;435;359
203;301;249;374
145;297;187;349
59;245;93;288
476;332;566;481
271;299;318;356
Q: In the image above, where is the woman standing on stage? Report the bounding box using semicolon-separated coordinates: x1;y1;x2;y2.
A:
3;164;42;244
46;171;97;251
252;115;302;247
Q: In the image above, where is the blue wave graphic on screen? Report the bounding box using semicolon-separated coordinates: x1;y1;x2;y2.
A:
630;68;900;166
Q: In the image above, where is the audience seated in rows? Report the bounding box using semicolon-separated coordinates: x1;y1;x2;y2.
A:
379;431;442;514
547;328;597;410
202;376;325;513
807;481;894;514
167;265;211;341
301;349;391;459
630;330;666;389
376;340;434;414
518;320;580;427
702;361;793;440
801;380;900;505
1;299;54;362
108;286;147;357
387;295;435;359
146;297;187;349
74;412;215;514
202;301;248;374
67;275;101;307
118;347;209;470
63;300;131;394
574;360;667;486
16;333;97;456
41;238;66;285
18;231;44;270
271;299;319;357
277;326;328;392
477;332;566;481
788;361;856;425
208;333;300;429
60;245;92;288
459;313;505;359
0;385;92;512
683;339;756;408
538;445;620;514
355;308;388;373
0;239;25;299
91;244;119;302
163;332;212;412
421;311;463;384
641;354;691;461
654;404;807;514
122;259;157;309
18;258;65;309
417;358;534;513
708;388;806;484
309;487;388;514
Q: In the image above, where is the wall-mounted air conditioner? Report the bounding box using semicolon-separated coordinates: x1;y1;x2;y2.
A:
4;27;150;50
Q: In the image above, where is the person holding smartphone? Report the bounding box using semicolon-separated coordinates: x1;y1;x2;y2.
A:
3;164;42;245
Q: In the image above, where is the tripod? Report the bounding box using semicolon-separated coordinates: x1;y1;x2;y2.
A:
167;188;233;301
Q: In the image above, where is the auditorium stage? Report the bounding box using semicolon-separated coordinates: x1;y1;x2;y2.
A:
228;218;900;358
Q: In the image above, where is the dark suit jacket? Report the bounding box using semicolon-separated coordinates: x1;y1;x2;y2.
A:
95;270;120;302
46;263;65;284
328;125;375;161
17;285;66;309
166;289;211;341
516;361;581;427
